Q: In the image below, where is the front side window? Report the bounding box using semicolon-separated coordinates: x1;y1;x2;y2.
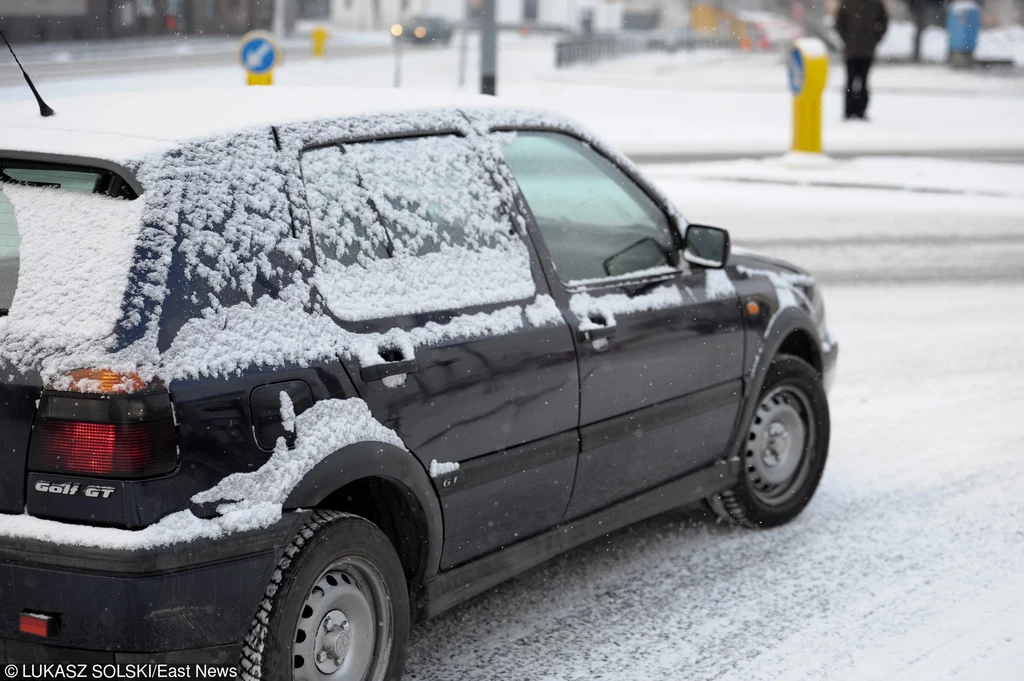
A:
500;132;677;284
301;135;535;321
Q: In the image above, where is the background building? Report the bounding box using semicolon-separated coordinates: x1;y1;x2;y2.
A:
316;0;625;32
0;0;296;42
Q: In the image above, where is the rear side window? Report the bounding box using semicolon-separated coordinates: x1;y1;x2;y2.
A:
0;162;138;313
300;135;536;321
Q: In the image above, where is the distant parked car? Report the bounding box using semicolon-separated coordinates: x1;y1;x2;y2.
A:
0;88;836;675
392;15;453;45
647;26;698;52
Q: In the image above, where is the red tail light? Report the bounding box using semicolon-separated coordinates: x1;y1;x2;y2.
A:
29;372;178;480
31;420;177;478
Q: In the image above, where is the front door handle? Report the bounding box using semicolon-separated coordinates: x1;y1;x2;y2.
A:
577;324;616;344
360;357;419;383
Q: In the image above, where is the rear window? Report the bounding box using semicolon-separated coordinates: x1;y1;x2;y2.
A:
0;162;137;313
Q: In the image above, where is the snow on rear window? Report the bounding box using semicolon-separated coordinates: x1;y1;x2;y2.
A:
301;134;535;320
0;167;108;314
0;184;144;380
0;190;17;312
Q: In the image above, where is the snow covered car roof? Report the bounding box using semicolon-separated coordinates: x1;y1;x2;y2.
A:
0;87;508;162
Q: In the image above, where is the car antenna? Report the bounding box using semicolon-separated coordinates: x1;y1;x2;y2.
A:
0;28;54;117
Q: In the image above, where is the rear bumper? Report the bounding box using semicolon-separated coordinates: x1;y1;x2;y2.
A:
0;512;305;661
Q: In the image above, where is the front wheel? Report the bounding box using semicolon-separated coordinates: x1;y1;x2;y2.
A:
241;511;409;681
709;354;830;528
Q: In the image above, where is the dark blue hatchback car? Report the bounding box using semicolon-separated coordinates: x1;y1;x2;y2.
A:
0;89;836;679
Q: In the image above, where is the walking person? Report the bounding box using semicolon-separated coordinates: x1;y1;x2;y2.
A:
836;0;889;120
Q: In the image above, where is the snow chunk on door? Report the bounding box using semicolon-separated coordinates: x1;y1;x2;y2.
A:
301;134;536;321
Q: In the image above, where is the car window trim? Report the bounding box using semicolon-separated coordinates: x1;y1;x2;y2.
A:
0;150;142;198
490;126;686;292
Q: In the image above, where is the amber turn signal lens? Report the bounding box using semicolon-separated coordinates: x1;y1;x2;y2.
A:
58;369;146;394
746;301;761;316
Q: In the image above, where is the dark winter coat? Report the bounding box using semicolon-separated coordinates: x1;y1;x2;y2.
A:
836;0;889;58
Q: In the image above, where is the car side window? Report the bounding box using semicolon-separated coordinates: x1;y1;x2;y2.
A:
300;134;536;321
500;131;677;284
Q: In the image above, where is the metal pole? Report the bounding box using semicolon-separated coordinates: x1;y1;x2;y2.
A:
458;23;469;88
394;36;403;88
273;0;287;38
480;0;496;95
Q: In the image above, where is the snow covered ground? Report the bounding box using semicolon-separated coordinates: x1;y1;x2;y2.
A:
3;34;1023;158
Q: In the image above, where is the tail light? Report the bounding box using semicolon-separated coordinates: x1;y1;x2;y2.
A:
29;370;178;479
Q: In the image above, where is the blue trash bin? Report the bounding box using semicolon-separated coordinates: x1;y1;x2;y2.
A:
947;0;981;65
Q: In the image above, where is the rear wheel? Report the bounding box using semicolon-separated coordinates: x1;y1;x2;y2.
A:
241;511;409;681
709;354;830;528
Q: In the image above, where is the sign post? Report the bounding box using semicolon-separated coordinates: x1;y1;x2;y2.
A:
239;30;280;86
480;0;497;95
787;38;828;154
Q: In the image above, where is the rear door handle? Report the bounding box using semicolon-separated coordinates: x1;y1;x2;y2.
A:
577;324;616;343
360;358;419;383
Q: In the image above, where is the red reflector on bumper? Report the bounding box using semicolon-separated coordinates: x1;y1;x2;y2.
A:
19;612;57;637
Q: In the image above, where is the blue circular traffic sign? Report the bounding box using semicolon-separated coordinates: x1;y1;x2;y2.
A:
787;47;805;95
239;31;280;75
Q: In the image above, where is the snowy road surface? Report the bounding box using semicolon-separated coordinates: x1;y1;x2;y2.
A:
404;281;1024;681
644;159;1024;283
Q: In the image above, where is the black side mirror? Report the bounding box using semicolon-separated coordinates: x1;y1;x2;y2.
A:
683;224;730;269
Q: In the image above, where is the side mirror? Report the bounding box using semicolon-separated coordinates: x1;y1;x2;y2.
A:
682;224;730;269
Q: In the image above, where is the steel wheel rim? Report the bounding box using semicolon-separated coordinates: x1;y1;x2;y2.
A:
292;556;393;681
744;385;816;506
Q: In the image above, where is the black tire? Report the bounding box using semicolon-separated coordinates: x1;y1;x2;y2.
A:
241;511;409;681
709;354;830;528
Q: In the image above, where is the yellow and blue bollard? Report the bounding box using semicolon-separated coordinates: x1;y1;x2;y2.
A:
239;30;280;86
787;38;829;154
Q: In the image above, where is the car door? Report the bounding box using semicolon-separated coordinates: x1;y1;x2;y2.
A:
498;130;746;519
297;133;579;569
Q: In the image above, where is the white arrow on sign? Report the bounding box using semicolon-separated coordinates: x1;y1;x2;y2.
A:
245;41;274;70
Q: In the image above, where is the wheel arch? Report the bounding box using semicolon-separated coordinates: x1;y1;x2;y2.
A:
728;308;822;463
776;327;822;374
283;442;443;596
